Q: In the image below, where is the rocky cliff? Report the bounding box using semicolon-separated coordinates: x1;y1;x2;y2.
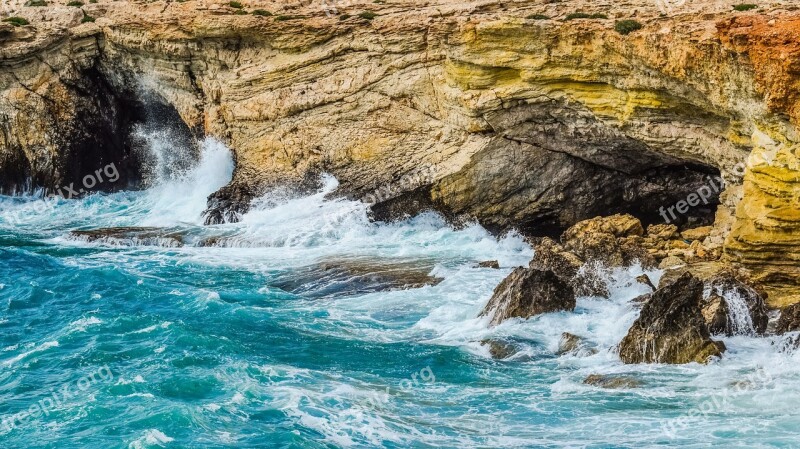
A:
1;0;799;304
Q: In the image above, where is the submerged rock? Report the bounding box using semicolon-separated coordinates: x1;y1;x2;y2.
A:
558;332;598;357
479;339;518;360
70;227;185;247
583;374;643;389
619;273;725;364
274;259;443;298
480;267;575;326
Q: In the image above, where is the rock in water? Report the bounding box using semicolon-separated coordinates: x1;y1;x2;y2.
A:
619;273;725;364
706;273;768;335
558;332;597;356
584;374;643;389
776;303;800;334
700;294;730;335
479;339;518;359
476;260;500;269
480;268;575;326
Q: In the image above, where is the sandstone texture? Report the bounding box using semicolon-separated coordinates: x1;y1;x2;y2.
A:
2;1;800;303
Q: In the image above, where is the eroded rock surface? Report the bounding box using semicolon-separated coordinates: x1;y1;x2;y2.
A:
2;0;800;303
619;273;725;364
480;267;575;326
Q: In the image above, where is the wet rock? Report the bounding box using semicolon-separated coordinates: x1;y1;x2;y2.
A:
70;227;185;247
583;374;643;389
635;274;656;291
476;260;500;269
700;294;729;335
776;303;800;334
274;259;443;299
529;237;608;297
480;339;518;359
480;267;575;326
558;332;598;356
631;293;652;304
619;273;725;364
706;272;768;335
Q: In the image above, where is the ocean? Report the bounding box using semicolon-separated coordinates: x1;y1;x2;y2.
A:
1;136;799;448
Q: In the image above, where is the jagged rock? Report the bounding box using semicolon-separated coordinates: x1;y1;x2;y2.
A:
476;260;500;269
529;237;608;297
70;227;185;247
647;224;679;241
480;268;575;326
635;274;656;291
619;273;725;364
558;332;597;356
706;272;769;335
658;256;686;270
700;294;729;335
776;303;800;334
560;214;654;268
583;374;643;389
681;226;713;242
631;293;652;304
479;339;518;359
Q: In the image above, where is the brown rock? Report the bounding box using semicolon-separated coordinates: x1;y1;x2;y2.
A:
476;260;500;269
647;224;679;240
558;332;597;356
635;274;656;291
776;303;800;334
479;339;518;359
584;374;643;389
561;214;653;268
700;294;729;335
529;237;609;297
480;268;576;326
619;273;725;364
681;226;713;241
706;272;769;335
658;256;686;270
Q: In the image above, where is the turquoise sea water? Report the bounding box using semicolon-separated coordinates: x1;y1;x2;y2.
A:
2;138;800;448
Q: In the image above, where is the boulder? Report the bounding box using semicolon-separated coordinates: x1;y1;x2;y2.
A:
706;272;768;335
775;303;800;334
480;267;575;326
529;237;608;297
618;273;725;364
560;214;654;268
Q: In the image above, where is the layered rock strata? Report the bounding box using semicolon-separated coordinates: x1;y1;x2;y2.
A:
1;0;800;302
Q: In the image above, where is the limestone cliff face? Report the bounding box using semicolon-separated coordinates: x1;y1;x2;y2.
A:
1;0;799;304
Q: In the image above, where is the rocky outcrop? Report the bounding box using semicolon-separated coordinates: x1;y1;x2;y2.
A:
1;1;800;303
706;272;769;335
479;267;575;326
776;304;800;334
619;273;725;364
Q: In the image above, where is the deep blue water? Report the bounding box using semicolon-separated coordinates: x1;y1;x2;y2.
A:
2;139;800;448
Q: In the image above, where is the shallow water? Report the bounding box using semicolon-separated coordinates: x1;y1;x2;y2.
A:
1;138;800;448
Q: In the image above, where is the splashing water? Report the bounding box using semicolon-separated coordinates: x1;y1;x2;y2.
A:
2;131;800;448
